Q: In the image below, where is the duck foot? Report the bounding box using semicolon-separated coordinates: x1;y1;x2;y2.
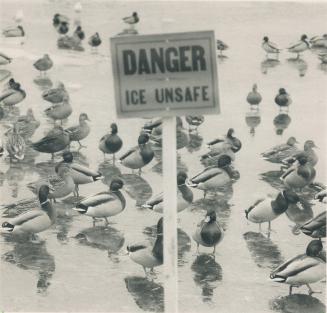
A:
104;217;109;226
307;284;321;295
78;141;87;149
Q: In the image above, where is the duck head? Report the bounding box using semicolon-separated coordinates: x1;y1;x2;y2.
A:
252;84;258;91
278;88;287;95
110;178;124;192
301;34;310;47
282;190;300;204
286;137;298;146
226;128;235;138
138;133;150;146
79;113;90;123
204;210;217;223
304;140;317;150
111;123;118;134
306;240;323;257
62;151;74;163
38;184;52;204
177;171;188;186
132;12;138;17
263;36;269;42
217;154;232;168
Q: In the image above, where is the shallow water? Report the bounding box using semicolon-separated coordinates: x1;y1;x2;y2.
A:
0;1;326;312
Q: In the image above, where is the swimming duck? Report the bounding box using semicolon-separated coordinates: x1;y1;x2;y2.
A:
73;178;125;225
207;128;242;153
245;190;300;231
99;123;123;163
314;190;327;203
2;25;25;37
275;88;292;111
287;34;310;59
262;36;280;58
88;32;102;49
142;171;193;213
310;34;327;48
5;123;26;161
0;82;26;106
193;210;224;254
246;84;262;106
65;113;90;148
45;99;72;123
127;217;163;275
31;126;70;159
270;240;325;295
33;54;53;75
123;12;139;26
185;115;204;131
42;82;69;104
261;137;299;163
0;52;12;65
57;151;103;197
1;185;56;238
300;211;326;240
216;39;228;56
119;133;154;174
16;108;40;141
53;14;69;27
283;140;318;167
73;26;85;41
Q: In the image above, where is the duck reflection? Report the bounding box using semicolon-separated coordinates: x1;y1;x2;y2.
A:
186;131;204;153
33;76;53;90
191;254;223;303
0;105;20;123
243;231;284;269
5;162;25;198
287;58;308;77
245;108;261;136
261;59;281;74
98;160;121;187
318;62;327;73
2;241;55;294
270;294;326;313
273;113;291;135
124;276;164;312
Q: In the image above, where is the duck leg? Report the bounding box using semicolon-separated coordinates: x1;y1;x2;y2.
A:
103;152;106;161
268;221;272;231
75;185;79;198
78;141;86;149
92;217;97;227
259;223;262;232
196;243;200;255
104;217;109;226
306;284;321;295
113;154;115;165
203;191;207;199
289;285;293;295
138;168;142;176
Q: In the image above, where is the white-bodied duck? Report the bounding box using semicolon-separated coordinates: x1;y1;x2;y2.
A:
99;123;123;163
262;36;281;59
0;82;26;106
33;54;53;75
300;211;326;240
123;12;139;26
287;34;310;59
270;240;325;295
65;113;90;148
310;34;327;48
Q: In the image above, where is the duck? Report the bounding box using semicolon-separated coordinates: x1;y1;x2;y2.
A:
1;185;56;238
73;26;85;42
31;126;70;159
193;210;224;255
33;54;53;75
142;171;193;213
310;34;327;48
16;108;40;141
261;137;299;164
53;13;69;27
262;36;281;58
200;142;236;164
123;12;139;26
245;190;300;231
65;113;90;148
73;178;125;225
88;32;102;49
57;22;69;35
119;133;154;174
0;138;4;157
314;189;327;203
287;34;310;59
57;151;103;197
283;140;318;167
0;82;26;106
270;240;326;295
275;88;292;111
0;52;12;65
300;211;326;240
246;84;262;106
99;123;123;163
216;39;228;56
2;25;25;37
185;115;204;131
127;217;163;275
44;99;72;123
5;123;26;161
42;82;69;104
207;128;242;153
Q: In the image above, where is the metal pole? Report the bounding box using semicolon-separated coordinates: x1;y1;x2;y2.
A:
162;116;178;313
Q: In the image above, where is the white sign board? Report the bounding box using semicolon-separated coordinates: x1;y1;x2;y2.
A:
110;31;219;118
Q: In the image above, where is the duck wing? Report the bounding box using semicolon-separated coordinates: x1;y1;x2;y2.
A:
190;167;222;184
0;89;16;102
207;137;225;146
119;146;137;161
79;191;116;207
300;211;326;231
143;192;163;209
287;41;302;50
32;133;62;151
71;163;102;179
9;210;45;226
65;125;80;136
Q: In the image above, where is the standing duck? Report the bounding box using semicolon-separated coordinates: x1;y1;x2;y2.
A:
216;39;228;56
2;25;25;37
65;113;90;148
246;84;262;107
245;190;300;231
16;108;40;141
127;217;163;275
33;54;53;75
119;133;154;174
270;240;325;295
45;99;72;123
300;211;326;240
142;171;193;213
1;185;56;238
73;26;85;42
5;123;26;161
310;34;327;48
0;52;12;65
287;34;310;59
283;140;318;167
73;178;125;225
57;22;69;35
0;82;26;106
123;12;139;27
99;123;123;163
275;88;292;112
42;82;69;104
88;32;102;50
193;210;224;255
262;36;280;59
53;14;69;28
207;128;242;153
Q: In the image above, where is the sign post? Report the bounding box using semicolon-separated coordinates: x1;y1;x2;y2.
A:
110;30;219;313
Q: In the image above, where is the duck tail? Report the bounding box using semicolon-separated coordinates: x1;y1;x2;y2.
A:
73;203;88;214
141;203;153;210
270;273;286;282
185;179;197;188
2;222;14;232
92;174;104;181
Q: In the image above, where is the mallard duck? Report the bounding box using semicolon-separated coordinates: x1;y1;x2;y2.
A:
314;190;327;203
42;82;69;104
283;140;318;167
99;123;123;163
200;142;235;164
16;108;40;141
216;39;228;56
246;84;262;106
0;82;26;106
207;128;242;153
57;151;103;197
0;52;12;65
73;26;85;41
53;13;69;27
1;185;56;237
245;190;299;231
185;115;204;130
33;54;53;75
65;113;90;148
127;217;163;274
45;100;72;123
31;126;70;159
310;34;327;48
57;22;69;35
275;88;292;111
287;34;310;59
300;211;326;240
88;32;101;49
2;25;25;37
119;133;154;174
193;210;224;254
261;137;299;163
5;123;25;161
270;240;325;295
123;12;139;26
142;171;193;213
73;178;125;225
262;36;280;58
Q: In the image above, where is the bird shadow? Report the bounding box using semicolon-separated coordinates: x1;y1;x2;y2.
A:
287;58;308;77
